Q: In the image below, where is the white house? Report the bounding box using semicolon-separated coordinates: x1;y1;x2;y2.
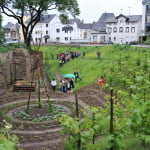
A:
105;14;142;44
68;19;93;43
32;14;60;44
31;14;94;44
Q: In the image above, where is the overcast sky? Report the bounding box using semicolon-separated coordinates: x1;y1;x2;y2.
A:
77;0;143;23
2;0;143;25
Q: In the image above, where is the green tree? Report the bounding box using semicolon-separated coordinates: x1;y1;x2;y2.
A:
0;0;80;51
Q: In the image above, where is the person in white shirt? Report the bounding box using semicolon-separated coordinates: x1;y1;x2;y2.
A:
51;79;57;91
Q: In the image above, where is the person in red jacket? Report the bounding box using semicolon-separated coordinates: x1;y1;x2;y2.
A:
98;76;104;85
98;76;104;92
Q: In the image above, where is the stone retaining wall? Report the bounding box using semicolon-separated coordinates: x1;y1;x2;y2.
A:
0;48;33;94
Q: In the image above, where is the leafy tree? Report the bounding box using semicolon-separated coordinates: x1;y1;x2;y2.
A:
0;0;80;51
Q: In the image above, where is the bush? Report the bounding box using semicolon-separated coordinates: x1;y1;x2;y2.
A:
0;120;19;150
0;43;27;53
144;40;150;45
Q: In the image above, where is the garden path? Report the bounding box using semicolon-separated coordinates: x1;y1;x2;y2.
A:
0;84;105;150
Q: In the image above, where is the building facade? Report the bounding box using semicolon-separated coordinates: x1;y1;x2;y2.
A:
3;22;19;41
106;14;142;44
31;14;94;44
4;1;147;44
90;13;115;44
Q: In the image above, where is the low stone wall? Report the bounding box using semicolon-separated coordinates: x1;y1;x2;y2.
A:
0;48;33;94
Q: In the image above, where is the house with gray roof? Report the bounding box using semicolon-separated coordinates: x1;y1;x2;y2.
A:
90;13;115;43
3;22;20;41
31;14;94;44
67;19;93;43
105;14;142;44
25;7;143;44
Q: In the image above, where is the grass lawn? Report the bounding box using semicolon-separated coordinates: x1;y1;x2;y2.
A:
40;44;150;90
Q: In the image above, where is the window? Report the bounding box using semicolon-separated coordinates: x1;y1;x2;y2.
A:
126;27;129;33
146;26;150;33
65;37;68;41
56;37;60;41
146;5;150;12
65;30;68;33
83;32;87;38
108;27;112;33
120;20;123;23
119;27;123;32
126;22;129;25
46;24;48;27
113;27;117;33
46;31;48;34
70;37;71;40
56;29;60;33
114;37;116;41
131;27;135;33
93;35;98;42
131;22;135;25
146;16;150;23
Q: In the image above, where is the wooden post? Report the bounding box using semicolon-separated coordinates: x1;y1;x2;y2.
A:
92;112;95;144
38;80;41;108
110;88;114;150
10;64;13;84
14;62;17;81
75;94;81;150
37;53;42;108
26;65;35;114
75;94;79;118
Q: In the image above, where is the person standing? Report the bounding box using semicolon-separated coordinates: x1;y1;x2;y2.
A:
70;79;74;93
74;71;81;83
82;52;85;59
66;79;74;95
59;59;63;67
63;79;67;93
97;51;101;59
66;80;71;95
51;53;54;59
98;76;104;92
51;79;57;91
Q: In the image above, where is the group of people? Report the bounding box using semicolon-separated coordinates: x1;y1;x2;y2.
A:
50;71;82;95
51;75;104;95
58;51;81;67
57;50;101;68
59;79;74;95
50;78;74;95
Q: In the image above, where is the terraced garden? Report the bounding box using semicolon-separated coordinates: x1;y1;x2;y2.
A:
0;44;150;150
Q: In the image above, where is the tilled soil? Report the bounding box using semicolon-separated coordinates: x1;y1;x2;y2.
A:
0;84;106;150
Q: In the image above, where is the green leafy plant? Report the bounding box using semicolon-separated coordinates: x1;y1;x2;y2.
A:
0;120;19;150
